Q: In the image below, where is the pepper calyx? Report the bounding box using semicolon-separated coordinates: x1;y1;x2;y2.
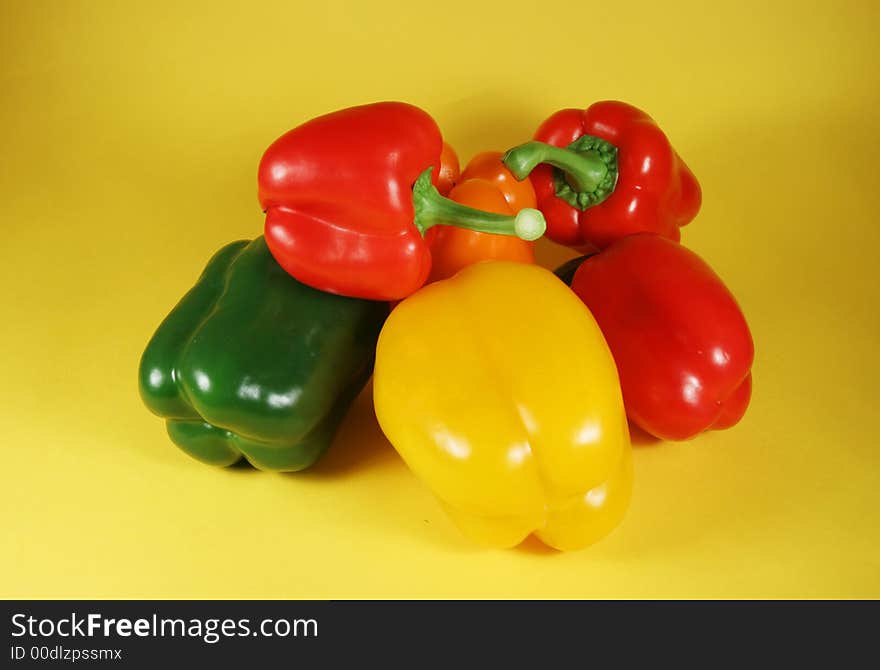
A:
554;135;618;210
502;136;619;211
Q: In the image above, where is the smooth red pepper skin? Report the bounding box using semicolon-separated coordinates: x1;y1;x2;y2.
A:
531;101;702;250
566;234;753;441
258;102;441;301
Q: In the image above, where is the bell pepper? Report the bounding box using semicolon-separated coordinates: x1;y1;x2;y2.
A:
436;141;460;196
555;234;754;441
426;151;538;283
257;101;546;301
502;101;702;250
373;261;632;551
138;237;388;471
459;150;538;213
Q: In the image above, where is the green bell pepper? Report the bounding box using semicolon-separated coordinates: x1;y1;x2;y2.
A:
138;237;388;471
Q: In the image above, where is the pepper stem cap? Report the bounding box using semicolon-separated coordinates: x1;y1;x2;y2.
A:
502;136;619;211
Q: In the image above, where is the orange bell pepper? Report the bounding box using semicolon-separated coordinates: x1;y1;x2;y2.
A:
460;151;537;212
436;142;460;196
426;151;538;282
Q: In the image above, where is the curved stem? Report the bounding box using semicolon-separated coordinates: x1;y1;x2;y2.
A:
502;141;608;192
412;168;545;241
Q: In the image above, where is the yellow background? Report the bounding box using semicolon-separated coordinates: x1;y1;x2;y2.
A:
2;0;878;598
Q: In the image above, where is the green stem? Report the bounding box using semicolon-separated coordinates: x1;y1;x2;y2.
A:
503;141;608;192
502;136;619;211
412;168;545;241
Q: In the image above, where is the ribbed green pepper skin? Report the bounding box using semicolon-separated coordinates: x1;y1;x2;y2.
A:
138;237;389;471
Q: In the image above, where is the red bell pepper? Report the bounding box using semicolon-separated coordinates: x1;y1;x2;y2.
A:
258;102;545;301
503;101;701;250
555;234;753;441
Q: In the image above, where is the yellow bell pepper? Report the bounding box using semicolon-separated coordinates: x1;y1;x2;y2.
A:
373;261;632;551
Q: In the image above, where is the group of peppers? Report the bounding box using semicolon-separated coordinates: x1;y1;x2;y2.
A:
139;101;754;551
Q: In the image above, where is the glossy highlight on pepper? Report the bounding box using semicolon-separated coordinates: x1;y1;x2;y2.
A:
373;261;632;551
138;237;388;471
